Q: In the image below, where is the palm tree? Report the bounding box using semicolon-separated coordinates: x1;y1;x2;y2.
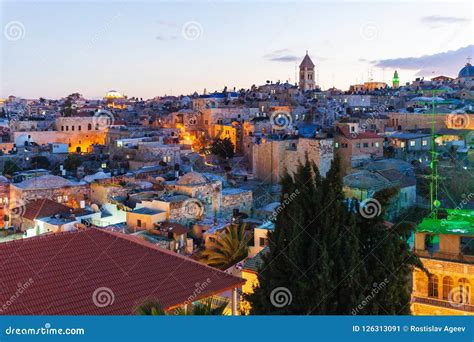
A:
135;297;228;315
201;224;251;269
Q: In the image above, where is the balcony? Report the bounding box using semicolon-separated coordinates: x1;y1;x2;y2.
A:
412;296;474;313
415;249;474;264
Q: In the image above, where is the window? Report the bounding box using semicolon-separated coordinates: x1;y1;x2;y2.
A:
63;195;68;202
356;143;361;148
57;196;63;203
428;275;438;298
363;143;369;148
410;140;416;147
78;125;81;131
66;126;69;131
137;219;142;228
71;126;74;131
443;276;453;300
422;140;427;146
375;142;380;148
88;123;92;130
61;126;64;131
259;237;266;247
400;142;405;148
335;142;339;148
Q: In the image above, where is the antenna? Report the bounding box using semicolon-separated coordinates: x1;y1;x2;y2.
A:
430;88;440;218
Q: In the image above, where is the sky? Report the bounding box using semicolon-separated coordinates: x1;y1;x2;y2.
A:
1;0;473;99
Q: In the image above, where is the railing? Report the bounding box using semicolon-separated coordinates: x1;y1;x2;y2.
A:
415;249;474;264
412;296;474;313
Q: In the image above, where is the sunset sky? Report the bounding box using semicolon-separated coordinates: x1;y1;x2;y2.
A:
1;0;473;99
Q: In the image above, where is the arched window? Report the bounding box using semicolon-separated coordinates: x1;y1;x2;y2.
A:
428;275;438;298
443;276;453;300
88;123;92;131
459;278;470;304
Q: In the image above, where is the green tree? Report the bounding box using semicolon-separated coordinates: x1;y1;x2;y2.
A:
30;156;50;170
135;297;228;315
210;137;234;159
201;224;250;270
2;160;21;176
63;154;82;171
246;158;419;314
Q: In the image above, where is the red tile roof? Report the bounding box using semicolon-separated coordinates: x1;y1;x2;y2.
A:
18;199;73;221
337;126;382;140
0;228;244;315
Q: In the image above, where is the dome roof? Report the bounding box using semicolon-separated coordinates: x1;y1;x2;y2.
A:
176;172;209;186
458;63;474;78
105;90;123;99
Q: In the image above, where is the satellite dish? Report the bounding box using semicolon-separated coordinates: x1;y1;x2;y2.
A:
91;204;100;212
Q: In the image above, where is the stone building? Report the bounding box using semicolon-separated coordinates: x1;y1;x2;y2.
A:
412;209;474;315
252;136;334;184
9;175;90;209
334;123;384;175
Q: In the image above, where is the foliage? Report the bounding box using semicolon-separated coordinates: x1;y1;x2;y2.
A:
63;154;82;172
246;158;420;315
210;137;234;159
30;156;50;170
2;160;21;176
135;297;228;316
201;224;251;270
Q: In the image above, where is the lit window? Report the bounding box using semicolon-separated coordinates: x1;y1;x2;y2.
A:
57;196;63;203
428;275;438;298
422;140;427;146
410;140;416;147
400;142;405;148
375;142;380;148
356;143;361;148
335;142;339;148
363;143;369;148
137;219;142;227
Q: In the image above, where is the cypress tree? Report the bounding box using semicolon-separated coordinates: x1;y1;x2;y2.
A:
247;158;364;314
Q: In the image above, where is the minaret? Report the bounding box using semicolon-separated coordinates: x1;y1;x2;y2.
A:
299;51;316;91
392;70;400;88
